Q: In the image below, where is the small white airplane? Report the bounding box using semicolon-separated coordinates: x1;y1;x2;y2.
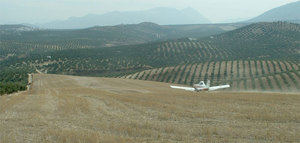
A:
170;80;230;92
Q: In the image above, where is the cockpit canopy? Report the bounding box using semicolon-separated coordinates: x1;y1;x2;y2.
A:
193;81;206;88
199;81;205;86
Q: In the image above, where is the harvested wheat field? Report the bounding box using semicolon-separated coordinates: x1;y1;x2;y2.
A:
0;74;299;143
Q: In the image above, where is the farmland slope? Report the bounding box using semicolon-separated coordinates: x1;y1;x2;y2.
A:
248;1;300;23
0;74;299;142
0;22;299;94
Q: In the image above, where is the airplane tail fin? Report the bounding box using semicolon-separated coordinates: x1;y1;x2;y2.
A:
206;80;210;87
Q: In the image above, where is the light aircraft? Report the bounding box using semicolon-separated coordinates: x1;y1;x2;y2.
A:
170;80;230;92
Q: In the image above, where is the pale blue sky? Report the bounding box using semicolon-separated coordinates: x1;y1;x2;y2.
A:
0;0;298;24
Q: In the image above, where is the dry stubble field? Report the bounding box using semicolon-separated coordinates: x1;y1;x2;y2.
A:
0;74;299;142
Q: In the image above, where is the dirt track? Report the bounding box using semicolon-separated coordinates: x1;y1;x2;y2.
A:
0;74;299;142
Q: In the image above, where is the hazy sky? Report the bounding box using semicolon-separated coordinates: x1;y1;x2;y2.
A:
0;0;299;24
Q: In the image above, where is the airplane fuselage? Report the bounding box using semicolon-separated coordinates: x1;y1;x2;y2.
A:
193;81;210;91
194;87;209;91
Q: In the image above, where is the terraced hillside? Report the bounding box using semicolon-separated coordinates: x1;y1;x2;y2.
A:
0;23;243;59
37;22;299;91
207;22;300;60
0;23;243;95
0;22;299;94
124;60;300;91
122;22;300;91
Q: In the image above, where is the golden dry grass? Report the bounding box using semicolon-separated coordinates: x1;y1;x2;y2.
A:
0;74;299;143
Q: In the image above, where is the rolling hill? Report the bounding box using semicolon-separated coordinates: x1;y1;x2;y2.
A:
40;7;210;29
0;22;299;94
0;22;244;58
248;1;300;23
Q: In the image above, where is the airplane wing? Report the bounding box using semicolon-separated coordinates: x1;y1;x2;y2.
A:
208;85;230;91
170;86;195;91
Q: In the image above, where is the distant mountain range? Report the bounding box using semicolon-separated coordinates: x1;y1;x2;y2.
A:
39;1;300;29
40;7;210;29
248;1;300;23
